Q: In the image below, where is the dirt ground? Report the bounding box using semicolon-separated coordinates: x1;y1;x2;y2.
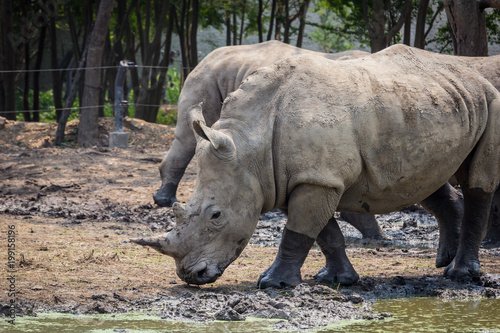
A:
1;117;499;330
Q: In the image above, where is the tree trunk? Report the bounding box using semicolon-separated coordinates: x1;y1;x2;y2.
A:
258;0;263;42
189;0;199;69
78;0;115;147
296;0;310;48
50;17;63;122
386;0;412;47
403;4;412;46
0;1;17;120
364;0;386;52
134;0;169;122
239;0;247;45
414;0;430;49
232;9;237;45
267;0;276;40
23;34;31;122
225;10;231;45
55;42;89;145
275;0;285;41
283;0;290;43
32;25;46;123
444;0;488;56
364;0;412;52
152;4;175;114
177;1;189;82
21;0;31;122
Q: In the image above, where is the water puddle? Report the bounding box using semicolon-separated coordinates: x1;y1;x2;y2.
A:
321;297;500;333
0;313;277;333
2;298;499;332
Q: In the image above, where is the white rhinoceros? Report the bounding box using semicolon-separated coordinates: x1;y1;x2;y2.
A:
135;44;500;287
153;40;368;207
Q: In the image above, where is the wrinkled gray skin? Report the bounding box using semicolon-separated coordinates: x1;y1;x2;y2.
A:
135;45;500;288
152;41;386;242
153;41;368;206
154;41;500;244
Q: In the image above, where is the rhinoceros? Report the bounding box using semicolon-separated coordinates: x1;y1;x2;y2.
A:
153;41;386;242
134;44;500;287
154;40;368;207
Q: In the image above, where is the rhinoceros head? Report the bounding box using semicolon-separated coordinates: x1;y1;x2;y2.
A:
132;103;265;285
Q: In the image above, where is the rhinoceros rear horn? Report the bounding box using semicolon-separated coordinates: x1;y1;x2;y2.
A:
173;202;187;225
187;103;236;159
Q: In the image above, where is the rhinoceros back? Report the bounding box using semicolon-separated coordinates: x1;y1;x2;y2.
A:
221;46;500;213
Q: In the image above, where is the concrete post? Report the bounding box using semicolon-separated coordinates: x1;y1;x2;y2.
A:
109;60;134;149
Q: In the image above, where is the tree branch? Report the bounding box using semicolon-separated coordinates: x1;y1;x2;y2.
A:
478;0;500;10
387;0;412;42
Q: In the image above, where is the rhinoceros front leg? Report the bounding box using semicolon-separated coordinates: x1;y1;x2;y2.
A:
257;184;340;289
314;217;359;286
445;187;494;280
257;227;316;289
419;182;463;268
153;124;197;207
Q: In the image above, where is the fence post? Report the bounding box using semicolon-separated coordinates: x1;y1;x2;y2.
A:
109;60;134;149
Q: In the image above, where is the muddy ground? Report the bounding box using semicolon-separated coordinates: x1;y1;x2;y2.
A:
0;117;499;331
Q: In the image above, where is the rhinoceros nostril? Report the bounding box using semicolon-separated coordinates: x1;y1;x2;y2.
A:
197;268;207;279
190;261;208;281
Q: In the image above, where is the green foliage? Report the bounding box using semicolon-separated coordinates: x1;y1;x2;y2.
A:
156;66;181;126
165;66;182;106
157;107;178;126
311;1;355;52
426;21;453;54
312;0;370;49
15;89;79;123
486;9;500;46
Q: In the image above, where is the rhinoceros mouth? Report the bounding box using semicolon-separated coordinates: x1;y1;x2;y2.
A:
181;261;223;285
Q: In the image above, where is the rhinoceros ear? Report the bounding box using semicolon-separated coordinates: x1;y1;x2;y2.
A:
187;103;236;159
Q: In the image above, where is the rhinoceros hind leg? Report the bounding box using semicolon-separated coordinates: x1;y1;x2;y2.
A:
483;189;500;247
257;228;315;289
314;218;359;286
419;183;463;268
153;183;179;207
339;212;391;241
444;187;493;280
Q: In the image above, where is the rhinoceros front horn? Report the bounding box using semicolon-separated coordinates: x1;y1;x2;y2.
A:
130;234;179;257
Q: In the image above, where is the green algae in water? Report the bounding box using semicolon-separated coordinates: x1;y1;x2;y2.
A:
320;298;500;333
0;313;278;333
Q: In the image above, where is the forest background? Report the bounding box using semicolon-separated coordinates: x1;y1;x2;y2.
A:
1;0;500;147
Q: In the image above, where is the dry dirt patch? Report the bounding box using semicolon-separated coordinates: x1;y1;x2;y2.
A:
1;117;499;330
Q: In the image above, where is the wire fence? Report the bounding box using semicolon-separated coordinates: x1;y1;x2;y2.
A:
0;64;181;116
0;64;172;74
0;103;171;116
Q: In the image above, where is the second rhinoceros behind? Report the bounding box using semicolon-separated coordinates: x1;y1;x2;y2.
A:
133;45;500;287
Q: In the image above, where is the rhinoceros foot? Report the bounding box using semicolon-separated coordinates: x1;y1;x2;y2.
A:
444;257;482;281
435;247;456;268
314;265;359;286
153;183;179;207
257;263;303;289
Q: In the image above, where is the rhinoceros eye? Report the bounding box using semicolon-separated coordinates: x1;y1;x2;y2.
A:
211;211;221;220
